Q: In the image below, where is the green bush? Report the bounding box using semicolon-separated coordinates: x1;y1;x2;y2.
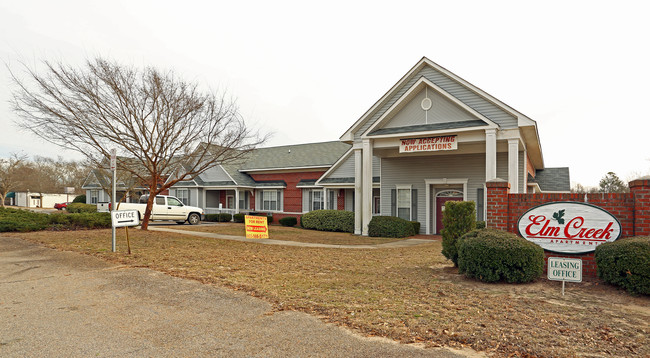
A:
72;194;86;203
204;214;219;222
0;207;49;232
409;221;421;235
595;236;650;295
441;201;477;266
49;212;111;229
66;202;97;213
279;216;298;227
218;213;232;222
368;216;415;238
457;229;544;283
301;210;354;233
476;221;486;229
233;213;245;223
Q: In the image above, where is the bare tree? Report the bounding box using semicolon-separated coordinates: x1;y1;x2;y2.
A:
0;153;27;207
11;57;262;229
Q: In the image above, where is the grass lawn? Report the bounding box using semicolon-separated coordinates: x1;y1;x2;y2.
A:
8;228;649;357
178;222;408;245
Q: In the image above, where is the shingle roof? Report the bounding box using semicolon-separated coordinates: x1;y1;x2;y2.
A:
367;120;488;136
530;168;570;192
239;141;351;171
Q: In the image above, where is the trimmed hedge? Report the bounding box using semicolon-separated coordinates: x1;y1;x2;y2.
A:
301;210;354;233
66;202;97;213
457;229;544;283
409;221;421;235
595;236;650;295
279;216;298;227
476;221;486;229
0;207;49;232
368;216;415;238
218;213;232;222
233;213;245;223
72;194;86;203
49;212;112;229
441;201;477;266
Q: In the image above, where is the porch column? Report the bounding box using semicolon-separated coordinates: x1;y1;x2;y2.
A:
235;189;240;214
485;129;497;181
362;139;373;236
354;147;362;235
323;187;327;210
508;139;519;193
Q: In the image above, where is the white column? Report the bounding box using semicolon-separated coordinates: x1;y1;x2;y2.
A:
362;139;373;236
323;187;328;210
235;189;240;213
508;139;519;193
354;148;362;235
485;129;497;181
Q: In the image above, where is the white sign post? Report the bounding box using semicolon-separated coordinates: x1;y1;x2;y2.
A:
548;257;582;296
110;148;117;253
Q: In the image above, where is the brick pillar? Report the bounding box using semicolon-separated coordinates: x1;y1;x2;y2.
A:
486;179;510;231
630;176;650;236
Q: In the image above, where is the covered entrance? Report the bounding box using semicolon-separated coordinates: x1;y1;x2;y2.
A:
435;190;464;234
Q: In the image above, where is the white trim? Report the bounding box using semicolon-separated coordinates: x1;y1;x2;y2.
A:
241;165;331;173
219;164;238;185
424;179;468;235
362;77;499;138
364;125;490;141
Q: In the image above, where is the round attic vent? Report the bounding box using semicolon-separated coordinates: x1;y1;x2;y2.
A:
421;97;432;111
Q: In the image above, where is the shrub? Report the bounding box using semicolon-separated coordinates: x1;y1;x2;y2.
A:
267;214;273;224
233;213;245;223
441;201;477;266
72;194;86;203
595;236;650;295
218;213;232;222
66;202;97;213
301;210;354;233
0;207;49;232
368;216;415;238
204;214;219;222
279;216;298;227
409;221;421;235
50;212;112;229
476;221;486;229
457;229;544;283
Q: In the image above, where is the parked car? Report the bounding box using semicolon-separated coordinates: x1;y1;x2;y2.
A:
116;195;204;225
54;202;71;210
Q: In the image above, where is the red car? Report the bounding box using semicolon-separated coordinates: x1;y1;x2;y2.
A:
54;202;71;210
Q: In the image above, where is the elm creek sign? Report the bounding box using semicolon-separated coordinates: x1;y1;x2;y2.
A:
517;202;621;254
399;135;457;153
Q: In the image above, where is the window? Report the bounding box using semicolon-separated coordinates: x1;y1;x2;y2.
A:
226;195;234;209
397;186;411;221
176;189;189;205
263;190;278;211
167;197;183;206
373;196;380;214
90;190;98;204
155;196;165;205
312;190;323;211
239;191;249;210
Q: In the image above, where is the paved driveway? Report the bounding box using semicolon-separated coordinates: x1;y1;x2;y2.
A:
0;236;473;357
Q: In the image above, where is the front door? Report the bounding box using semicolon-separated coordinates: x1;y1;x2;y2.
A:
435;191;463;234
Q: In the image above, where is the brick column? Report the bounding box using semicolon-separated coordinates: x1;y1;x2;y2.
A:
486;178;510;231
630;176;650;237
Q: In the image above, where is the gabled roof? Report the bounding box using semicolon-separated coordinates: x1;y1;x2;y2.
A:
239;141;351;172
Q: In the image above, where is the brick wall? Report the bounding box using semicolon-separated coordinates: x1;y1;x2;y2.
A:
249;171;326;216
486;178;650;279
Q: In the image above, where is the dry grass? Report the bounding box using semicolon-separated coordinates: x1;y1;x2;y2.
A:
180;222;407;245
8;228;649;358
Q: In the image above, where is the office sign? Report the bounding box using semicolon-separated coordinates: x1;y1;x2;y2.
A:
548;257;582;283
111;210;139;228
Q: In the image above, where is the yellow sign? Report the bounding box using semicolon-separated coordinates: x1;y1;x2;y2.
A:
245;215;269;239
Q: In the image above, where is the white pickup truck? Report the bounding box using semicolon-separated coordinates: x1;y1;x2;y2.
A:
115;195;204;225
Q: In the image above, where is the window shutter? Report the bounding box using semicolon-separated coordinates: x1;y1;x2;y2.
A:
308;190;313;211
411;189;417;221
391;189;396;217
277;190;282;211
256;190;262;210
477;188;484;221
329;190;335;210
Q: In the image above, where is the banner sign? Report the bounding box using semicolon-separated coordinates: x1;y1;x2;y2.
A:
548;258;582;283
517;202;621;254
399;135;457;153
245;215;269;239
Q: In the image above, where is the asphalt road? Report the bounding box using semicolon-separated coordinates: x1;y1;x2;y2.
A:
0;236;474;358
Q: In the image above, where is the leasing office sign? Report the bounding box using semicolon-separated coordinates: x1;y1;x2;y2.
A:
517;202;621;254
399;135;457;153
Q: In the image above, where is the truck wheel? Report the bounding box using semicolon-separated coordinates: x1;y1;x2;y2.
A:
188;213;200;225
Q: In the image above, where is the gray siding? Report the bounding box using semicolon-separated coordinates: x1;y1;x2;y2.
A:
380;152;510;233
326;154;380;180
355;66;517;141
384;88;476;129
199;165;233;183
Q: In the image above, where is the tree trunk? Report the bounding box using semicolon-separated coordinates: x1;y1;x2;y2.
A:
140;192;156;230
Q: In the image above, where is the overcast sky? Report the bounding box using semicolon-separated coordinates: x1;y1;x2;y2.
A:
1;0;649;187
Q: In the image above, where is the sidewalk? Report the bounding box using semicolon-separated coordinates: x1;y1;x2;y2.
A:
149;226;437;249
